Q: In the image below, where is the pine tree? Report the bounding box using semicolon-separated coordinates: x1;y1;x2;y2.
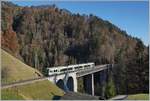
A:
105;76;116;99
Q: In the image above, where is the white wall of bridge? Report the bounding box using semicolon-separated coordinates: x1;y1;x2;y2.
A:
47;72;77;92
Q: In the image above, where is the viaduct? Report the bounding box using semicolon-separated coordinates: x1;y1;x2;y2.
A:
48;64;113;96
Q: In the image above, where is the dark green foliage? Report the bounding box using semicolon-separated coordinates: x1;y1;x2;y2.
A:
42;67;49;76
1;19;8;31
94;83;103;96
77;77;85;93
105;76;116;99
126;40;149;94
113;47;127;94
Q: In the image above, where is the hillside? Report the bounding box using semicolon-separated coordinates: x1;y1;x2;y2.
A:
1;49;43;85
1;80;65;100
1;49;65;100
1;1;139;68
1;1;149;95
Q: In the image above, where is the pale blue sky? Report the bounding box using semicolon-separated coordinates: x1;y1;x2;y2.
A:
10;0;149;46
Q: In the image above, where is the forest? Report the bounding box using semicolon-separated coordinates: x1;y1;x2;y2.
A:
1;1;149;97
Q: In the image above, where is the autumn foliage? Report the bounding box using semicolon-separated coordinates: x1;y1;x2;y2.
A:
1;1;149;95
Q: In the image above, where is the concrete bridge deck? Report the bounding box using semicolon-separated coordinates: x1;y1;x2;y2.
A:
76;64;109;77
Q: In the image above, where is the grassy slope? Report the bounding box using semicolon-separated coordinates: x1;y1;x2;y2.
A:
1;49;65;100
1;49;43;84
1;80;65;100
127;94;149;100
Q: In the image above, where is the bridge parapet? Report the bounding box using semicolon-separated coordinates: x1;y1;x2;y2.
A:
76;64;111;77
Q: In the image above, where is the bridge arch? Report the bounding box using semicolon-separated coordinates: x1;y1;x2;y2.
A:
56;79;64;90
67;76;74;91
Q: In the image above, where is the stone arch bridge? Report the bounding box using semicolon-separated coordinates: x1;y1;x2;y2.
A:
48;64;113;96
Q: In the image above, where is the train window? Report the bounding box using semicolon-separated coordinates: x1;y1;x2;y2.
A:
60;68;68;72
75;66;82;70
85;65;89;67
50;70;53;72
84;65;91;69
79;66;82;68
68;68;73;70
75;67;79;69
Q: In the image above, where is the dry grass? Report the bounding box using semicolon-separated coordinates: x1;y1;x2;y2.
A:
1;80;65;100
127;94;149;100
1;49;65;100
1;49;43;84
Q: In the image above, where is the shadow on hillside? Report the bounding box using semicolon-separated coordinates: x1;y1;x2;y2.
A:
51;92;62;100
52;95;61;100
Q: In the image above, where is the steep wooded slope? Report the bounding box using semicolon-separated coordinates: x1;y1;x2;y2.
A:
2;1;138;69
1;1;149;94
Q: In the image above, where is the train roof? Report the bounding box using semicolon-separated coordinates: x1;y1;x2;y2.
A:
47;62;95;69
47;66;66;69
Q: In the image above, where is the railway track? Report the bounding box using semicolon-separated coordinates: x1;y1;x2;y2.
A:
1;64;113;89
1;77;47;89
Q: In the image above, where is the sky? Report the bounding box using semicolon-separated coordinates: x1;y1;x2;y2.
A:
10;0;149;46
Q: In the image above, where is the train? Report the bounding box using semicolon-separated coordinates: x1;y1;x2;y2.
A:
47;62;95;75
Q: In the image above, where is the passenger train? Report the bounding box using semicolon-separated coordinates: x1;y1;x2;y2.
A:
47;62;95;75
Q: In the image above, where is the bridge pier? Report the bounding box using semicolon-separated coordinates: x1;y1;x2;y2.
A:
83;74;94;96
91;73;94;96
74;77;78;92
